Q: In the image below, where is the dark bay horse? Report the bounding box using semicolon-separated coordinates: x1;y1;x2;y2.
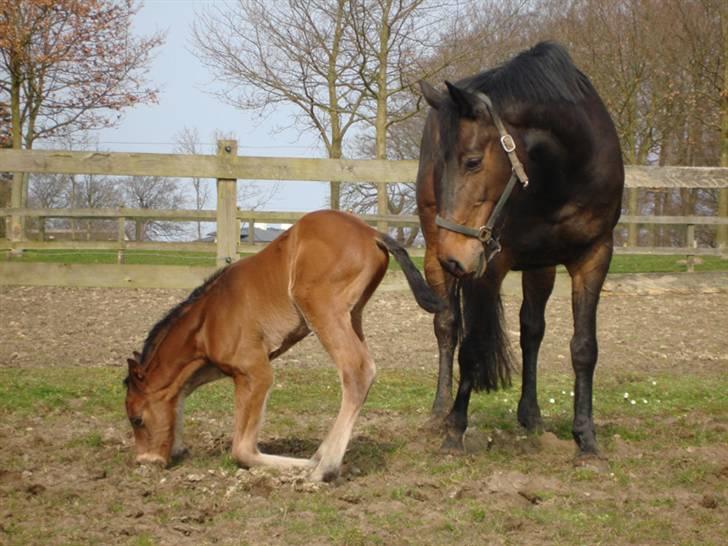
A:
125;210;443;482
416;42;624;455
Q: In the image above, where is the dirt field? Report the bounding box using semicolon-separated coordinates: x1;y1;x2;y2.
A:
1;273;727;545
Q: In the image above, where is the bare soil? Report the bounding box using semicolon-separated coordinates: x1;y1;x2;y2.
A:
1;272;727;545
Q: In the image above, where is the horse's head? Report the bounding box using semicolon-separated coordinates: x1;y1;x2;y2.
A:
124;351;175;466
421;80;525;278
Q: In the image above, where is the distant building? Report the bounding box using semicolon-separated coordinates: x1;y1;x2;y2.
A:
199;223;290;244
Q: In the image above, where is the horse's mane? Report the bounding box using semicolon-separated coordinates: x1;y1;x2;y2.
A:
139;266;229;367
459;41;592;107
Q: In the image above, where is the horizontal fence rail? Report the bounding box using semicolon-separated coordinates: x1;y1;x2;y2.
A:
2;148;728;187
1;144;727;287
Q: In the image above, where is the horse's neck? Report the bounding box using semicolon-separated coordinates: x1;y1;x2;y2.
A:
143;318;201;396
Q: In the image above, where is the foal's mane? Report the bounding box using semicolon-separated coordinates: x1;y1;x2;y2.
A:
459;41;591;108
138;266;229;367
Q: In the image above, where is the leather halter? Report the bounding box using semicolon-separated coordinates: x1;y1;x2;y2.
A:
435;92;529;265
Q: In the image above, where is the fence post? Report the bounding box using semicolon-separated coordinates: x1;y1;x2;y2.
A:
216;140;238;267
117;211;126;264
8;171;25;254
718;189;727;255
686;223;696;273
626;188;639;247
377;182;388;233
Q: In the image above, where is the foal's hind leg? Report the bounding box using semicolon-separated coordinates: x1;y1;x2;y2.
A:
566;241;612;455
229;350;312;470
299;303;376;482
517;267;556;432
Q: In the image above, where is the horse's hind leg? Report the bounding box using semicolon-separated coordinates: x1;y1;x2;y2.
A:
517;267;556;432
566;241;612;455
229;350;312;470
301;304;375;482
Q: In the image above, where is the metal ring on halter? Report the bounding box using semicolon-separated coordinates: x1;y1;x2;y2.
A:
500;134;516;153
477;225;492;242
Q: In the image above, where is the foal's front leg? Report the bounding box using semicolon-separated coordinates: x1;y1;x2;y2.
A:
172;363;227;459
229;351;312;470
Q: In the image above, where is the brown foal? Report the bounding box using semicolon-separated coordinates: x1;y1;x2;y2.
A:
125;210;442;482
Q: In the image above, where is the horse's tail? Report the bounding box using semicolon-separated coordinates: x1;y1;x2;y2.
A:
376;234;445;314
457;277;513;391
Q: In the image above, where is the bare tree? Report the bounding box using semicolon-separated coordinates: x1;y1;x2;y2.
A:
122;176;187;241
192;0;365;209
0;0;163;240
174;126;212;240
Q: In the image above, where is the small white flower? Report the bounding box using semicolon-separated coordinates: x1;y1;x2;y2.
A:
549;398;555;404
651;381;657;386
570;391;574;397
642;399;648;404
630;399;636;405
623;392;629;399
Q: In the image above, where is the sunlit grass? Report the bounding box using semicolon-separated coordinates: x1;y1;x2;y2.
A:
7;248;728;273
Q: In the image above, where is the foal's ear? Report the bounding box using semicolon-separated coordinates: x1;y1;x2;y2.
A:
445;81;488;119
419;80;443;110
127;357;145;382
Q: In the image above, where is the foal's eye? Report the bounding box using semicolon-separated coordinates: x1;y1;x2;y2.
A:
464;157;483;171
130;416;143;428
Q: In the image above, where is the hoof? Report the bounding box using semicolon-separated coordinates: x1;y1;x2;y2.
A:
136;453;168;467
310;465;340;483
171;446;189;460
440;433;465;453
517;402;543;432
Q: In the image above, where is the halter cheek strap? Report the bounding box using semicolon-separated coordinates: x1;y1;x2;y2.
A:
435;91;529;265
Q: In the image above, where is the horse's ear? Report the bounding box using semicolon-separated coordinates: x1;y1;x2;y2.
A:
445;81;487;119
127;357;145;382
419;81;443;110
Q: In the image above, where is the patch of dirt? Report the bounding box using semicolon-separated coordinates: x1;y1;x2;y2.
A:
1;273;727;544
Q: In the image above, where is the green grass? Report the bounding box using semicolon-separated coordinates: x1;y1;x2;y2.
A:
2;366;725;436
2;363;726;545
6;248;728;273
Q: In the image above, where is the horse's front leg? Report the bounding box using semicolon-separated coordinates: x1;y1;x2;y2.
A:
425;252;459;419
566;241;612;455
517;267;556;432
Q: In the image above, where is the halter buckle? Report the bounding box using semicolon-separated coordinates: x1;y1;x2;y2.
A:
500;134;516;153
477;225;492;243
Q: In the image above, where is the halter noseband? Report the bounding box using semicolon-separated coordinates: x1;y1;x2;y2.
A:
435;92;529;265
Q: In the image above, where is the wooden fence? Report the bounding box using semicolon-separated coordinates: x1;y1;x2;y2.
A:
1;141;727;287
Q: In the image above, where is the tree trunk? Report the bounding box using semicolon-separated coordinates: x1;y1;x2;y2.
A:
375;0;393;231
718;9;728;251
9;55;24;244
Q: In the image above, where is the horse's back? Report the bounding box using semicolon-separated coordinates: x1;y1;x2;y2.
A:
287;210;388;310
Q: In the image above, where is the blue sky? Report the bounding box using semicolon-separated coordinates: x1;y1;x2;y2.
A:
93;0;328;212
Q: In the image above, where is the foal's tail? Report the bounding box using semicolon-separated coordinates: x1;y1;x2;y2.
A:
376;234;445;314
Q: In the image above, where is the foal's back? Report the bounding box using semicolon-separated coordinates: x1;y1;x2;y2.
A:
196;210;388;362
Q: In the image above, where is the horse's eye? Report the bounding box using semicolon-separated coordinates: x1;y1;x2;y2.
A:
130;416;143;428
464;157;482;171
